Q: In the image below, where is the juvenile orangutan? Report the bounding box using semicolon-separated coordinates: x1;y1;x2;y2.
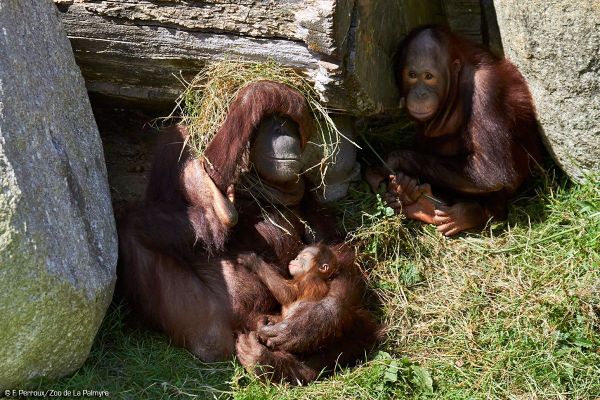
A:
237;245;339;327
369;26;541;236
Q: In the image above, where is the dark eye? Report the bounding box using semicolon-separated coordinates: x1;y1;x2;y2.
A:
424;72;434;80
408;71;417;79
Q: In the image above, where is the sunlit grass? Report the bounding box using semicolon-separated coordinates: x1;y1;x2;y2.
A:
342;170;600;399
46;170;599;399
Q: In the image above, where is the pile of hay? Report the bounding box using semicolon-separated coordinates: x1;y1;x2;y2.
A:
172;59;350;185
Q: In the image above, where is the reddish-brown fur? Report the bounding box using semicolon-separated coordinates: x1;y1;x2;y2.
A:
290;251;335;303
117;81;378;384
236;244;380;383
140;81;314;254
378;26;541;235
238;245;340;323
279;244;339;305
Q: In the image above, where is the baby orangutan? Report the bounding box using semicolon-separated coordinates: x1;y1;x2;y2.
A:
235;244;379;384
237;244;339;327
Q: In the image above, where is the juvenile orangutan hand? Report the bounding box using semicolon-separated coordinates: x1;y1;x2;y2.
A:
389;172;421;204
386;180;436;224
365;166;389;193
385;172;422;208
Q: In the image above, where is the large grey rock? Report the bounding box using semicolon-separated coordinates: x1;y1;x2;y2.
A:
0;0;117;388
494;1;600;181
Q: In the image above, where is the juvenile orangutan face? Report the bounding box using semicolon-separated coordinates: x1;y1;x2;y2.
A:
250;115;303;185
288;246;319;277
401;30;451;121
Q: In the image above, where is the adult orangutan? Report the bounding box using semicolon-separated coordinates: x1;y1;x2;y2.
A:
369;26;541;236
117;81;378;383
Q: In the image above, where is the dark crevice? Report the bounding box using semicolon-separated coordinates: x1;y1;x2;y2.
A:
55;3;71;13
480;0;504;56
344;2;359;75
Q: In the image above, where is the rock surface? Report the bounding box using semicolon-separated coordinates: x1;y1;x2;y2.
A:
303;115;361;202
0;0;117;388
53;0;409;115
494;1;600;180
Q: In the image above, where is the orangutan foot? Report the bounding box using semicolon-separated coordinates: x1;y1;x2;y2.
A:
401;184;436;224
433;202;488;237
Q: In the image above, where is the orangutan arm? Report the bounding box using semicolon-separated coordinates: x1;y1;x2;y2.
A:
237;253;298;306
256;273;360;353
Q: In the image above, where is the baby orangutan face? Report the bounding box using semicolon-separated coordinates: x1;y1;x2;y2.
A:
288;245;336;278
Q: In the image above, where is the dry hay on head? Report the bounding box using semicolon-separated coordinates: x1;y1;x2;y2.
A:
170;58;351;187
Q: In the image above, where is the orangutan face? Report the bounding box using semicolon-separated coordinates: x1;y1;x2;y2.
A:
250;115;303;184
401;30;451;121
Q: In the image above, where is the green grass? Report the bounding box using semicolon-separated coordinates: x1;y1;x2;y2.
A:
43;170;599;399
